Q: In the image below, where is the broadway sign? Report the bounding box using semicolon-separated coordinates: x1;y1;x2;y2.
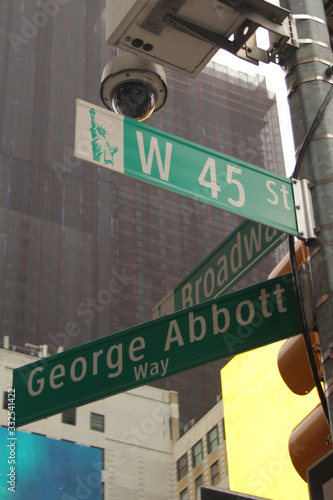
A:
153;220;285;317
14;274;301;427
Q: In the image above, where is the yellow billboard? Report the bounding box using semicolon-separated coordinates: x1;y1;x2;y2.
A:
221;340;319;500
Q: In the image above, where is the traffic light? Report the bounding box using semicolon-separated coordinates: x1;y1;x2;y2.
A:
277;331;322;396
269;241;333;482
278;331;332;482
288;404;332;482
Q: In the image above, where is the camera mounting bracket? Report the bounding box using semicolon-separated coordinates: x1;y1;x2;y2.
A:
106;0;298;78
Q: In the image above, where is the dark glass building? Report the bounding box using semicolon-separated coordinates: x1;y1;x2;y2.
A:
0;0;286;430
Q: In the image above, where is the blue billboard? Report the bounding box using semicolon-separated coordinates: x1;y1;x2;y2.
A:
0;427;102;500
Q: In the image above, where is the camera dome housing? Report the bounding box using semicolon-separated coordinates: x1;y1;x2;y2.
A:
100;53;167;121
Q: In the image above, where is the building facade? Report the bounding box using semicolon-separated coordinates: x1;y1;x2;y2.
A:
1;0;286;430
173;398;228;500
0;348;179;499
1;347;228;500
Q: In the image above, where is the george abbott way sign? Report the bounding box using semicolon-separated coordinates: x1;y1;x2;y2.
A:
74;99;299;236
152;220;285;318
13;274;301;427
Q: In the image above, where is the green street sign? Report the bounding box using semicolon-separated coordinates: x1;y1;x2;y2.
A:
74;99;299;235
14;274;301;427
153;220;285;318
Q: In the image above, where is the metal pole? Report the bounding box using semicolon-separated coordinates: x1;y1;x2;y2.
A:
280;0;333;433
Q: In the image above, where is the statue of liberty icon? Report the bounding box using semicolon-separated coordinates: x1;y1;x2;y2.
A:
89;108;118;165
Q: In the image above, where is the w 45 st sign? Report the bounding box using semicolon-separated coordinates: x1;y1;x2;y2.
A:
75;99;315;239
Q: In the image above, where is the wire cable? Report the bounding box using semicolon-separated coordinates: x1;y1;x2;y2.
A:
288;235;330;424
288;83;333;426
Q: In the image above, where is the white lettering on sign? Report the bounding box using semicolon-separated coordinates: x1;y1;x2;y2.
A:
93;349;103;375
230;232;242;274
265;226;278;243
50;364;65;389
182;283;193;308
203;268;214;298
266;180;279;205
198;162;245;207
266;181;291;210
133;358;169;381
180;224;281;308
274;283;288;313
227;165;245;207
70;357;87;382
166;283;288;352
243;225;262;260
25;283;288;399
136;132;172;181
27;367;44;396
189;312;206;342
212;304;230;334
280;185;291;210
106;344;123;378
26;335;145;396
165;320;185;351
217;255;228;287
258;288;272;318
198;158;221;199
236;300;255;326
129;336;145;362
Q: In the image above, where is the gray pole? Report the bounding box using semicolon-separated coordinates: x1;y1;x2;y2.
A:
280;0;333;432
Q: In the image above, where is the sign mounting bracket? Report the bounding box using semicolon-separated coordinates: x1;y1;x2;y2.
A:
292;179;317;240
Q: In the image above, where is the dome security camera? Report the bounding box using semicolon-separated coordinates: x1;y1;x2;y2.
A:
100;53;167;122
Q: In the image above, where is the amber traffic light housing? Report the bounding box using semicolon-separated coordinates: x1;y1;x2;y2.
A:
270;240;332;482
278;333;332;481
288;404;332;482
278;331;322;396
